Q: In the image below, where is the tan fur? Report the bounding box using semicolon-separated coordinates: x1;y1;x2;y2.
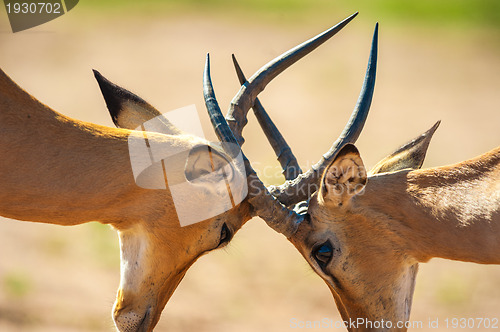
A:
291;144;500;331
0;69;251;332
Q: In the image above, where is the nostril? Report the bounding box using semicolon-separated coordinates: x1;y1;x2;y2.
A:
114;306;152;332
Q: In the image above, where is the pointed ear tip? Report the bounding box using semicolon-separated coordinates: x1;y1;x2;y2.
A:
339;143;360;156
92;69;108;85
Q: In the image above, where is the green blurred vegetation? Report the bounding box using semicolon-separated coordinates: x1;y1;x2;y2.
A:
2;271;32;298
80;0;500;30
435;274;471;307
86;223;120;269
42;235;68;257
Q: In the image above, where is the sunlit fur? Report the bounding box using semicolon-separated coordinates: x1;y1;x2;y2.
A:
291;144;499;332
0;69;251;332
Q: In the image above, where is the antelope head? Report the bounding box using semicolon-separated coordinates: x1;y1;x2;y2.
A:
207;19;453;331
89;70;254;332
94;13;360;331
290;139;432;330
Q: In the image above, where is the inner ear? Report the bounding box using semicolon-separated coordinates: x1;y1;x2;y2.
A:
185;145;232;182
321;144;367;205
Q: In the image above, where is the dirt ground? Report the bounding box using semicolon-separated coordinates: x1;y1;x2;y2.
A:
0;5;499;332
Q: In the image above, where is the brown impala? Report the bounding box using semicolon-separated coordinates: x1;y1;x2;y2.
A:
200;20;499;332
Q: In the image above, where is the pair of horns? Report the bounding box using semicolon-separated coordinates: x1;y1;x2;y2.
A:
94;13;378;238
204;13;378;236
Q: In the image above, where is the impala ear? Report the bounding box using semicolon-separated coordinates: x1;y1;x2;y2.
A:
93;70;181;134
369;121;440;175
321;144;367;206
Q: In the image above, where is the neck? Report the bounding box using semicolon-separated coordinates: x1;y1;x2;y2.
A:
358;148;500;264
0;69;168;227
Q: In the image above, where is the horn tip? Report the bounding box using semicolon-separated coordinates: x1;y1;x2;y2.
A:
431;120;441;131
341;12;358;25
204;54;211;72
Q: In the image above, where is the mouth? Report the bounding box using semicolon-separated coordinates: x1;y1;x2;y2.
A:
114;306;154;332
136;307;152;332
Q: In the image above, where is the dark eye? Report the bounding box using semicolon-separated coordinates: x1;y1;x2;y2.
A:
218;223;232;247
313;241;333;269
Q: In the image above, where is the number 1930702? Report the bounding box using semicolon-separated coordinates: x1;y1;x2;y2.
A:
444;318;499;329
5;2;62;14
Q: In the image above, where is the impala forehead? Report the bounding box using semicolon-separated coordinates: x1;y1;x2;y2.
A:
305;210;346;242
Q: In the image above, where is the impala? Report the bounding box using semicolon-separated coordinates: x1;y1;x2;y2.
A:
0;13;376;332
202;21;500;332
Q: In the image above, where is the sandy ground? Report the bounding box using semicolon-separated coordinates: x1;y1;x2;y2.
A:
0;5;500;332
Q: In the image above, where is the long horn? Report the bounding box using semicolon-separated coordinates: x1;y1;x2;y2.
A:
203;54;241;158
231;54;302;181
269;23;379;206
225;13;358;146
204;55;302;237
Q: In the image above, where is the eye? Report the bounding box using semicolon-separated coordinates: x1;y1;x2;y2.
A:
218;223;232;247
312;241;333;269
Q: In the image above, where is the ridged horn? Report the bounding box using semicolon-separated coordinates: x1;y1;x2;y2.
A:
231;54;302;181
268;23;379;206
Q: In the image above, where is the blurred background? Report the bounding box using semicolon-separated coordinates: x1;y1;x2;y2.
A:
0;1;499;331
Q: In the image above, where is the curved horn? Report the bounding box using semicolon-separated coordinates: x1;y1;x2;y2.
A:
269;23;379;206
203;54;240;158
225;13;358;146
231;54;302;181
203;55;302;237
